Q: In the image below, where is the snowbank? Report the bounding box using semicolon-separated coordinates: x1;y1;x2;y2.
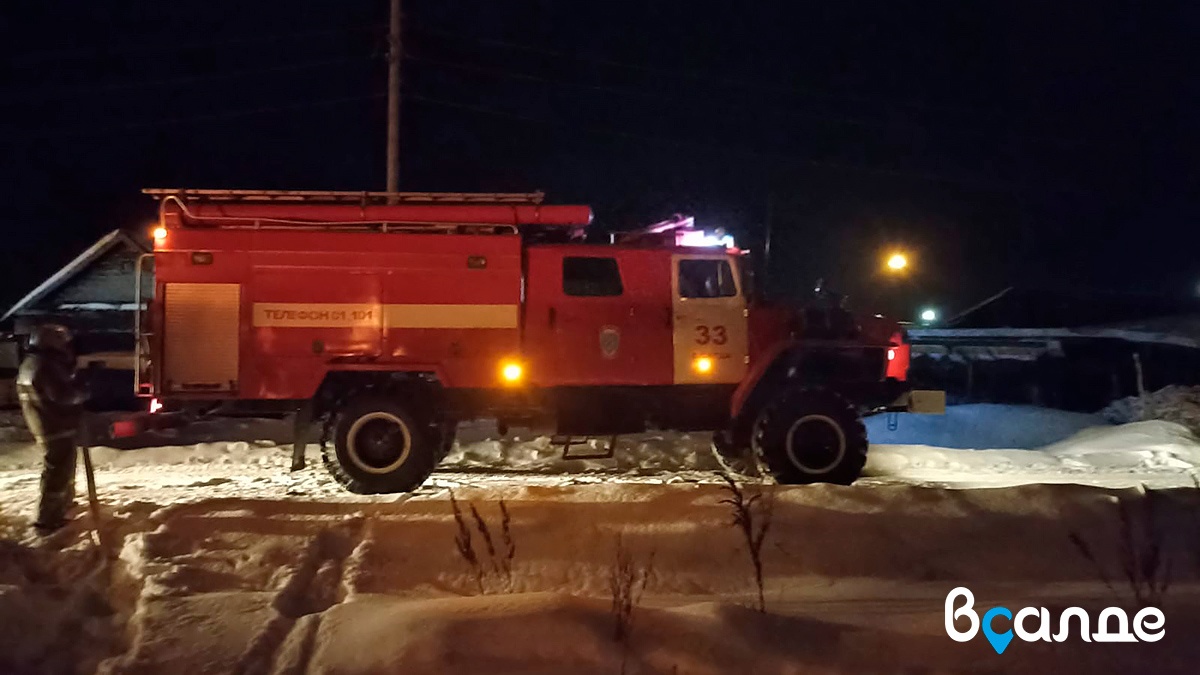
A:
1103;384;1200;434
298;593;898;675
866;420;1200;488
864;403;1110;449
82;482;1200;674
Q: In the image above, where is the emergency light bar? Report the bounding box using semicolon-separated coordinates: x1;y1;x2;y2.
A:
613;214;736;249
678;230;735;248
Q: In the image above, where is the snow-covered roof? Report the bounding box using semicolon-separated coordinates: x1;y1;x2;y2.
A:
949;286;1200;329
909;319;1200;349
1;229;150;323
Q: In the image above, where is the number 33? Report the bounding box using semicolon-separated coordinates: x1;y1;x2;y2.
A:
695;325;727;345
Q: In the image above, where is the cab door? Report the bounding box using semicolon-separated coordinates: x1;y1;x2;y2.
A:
671;254;748;384
525;247;672;386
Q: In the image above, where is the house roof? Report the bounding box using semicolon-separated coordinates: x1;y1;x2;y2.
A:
2;229;150;322
949;286;1200;329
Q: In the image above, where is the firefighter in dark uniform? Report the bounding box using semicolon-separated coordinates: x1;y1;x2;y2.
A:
17;324;88;534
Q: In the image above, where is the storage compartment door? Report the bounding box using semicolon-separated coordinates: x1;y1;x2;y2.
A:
163;282;241;392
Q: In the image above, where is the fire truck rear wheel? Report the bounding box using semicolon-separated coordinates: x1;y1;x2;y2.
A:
752;388;867;485
324;396;438;494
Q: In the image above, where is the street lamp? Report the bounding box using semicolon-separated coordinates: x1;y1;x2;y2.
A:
886;252;908;272
920;308;938;324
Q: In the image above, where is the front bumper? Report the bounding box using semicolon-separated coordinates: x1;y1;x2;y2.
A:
884;389;946;414
837;378;945;414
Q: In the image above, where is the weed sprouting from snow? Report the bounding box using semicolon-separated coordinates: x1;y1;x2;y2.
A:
498;500;516;581
1184;469;1200;576
609;534;654;675
1117;490;1172;608
719;474;775;613
469;504;499;573
450;492;485;594
609;534;655;642
449;492;515;594
1069;486;1172;609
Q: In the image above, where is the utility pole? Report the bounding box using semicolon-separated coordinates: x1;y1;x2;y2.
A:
386;0;402;193
762;191;774;300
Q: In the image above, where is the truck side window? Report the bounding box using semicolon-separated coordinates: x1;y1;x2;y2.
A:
678;259;737;298
563;257;623;297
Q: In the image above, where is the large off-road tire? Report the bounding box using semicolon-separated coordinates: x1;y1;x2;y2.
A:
322;395;439;494
437;420;457;463
752;388;868;485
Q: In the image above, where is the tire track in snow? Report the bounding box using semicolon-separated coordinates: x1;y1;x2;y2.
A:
231;517;367;675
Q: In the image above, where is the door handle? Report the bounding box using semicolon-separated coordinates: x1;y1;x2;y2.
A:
548;306;557;328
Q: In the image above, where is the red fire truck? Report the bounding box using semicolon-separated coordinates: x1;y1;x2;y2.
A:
132;189;941;493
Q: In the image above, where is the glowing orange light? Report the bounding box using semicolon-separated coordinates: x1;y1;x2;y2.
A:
153;226;168;243
886;252;908;271
500;361;524;383
693;356;714;374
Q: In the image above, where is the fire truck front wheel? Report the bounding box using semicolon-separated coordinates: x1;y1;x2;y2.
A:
324;396;438;494
752;388;867;485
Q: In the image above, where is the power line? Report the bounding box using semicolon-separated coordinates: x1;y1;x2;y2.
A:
411;25;1012;120
407;54;1102;151
6;23;384;65
409;30;1100;150
406;93;1024;193
408;54;958;134
8;92;386;143
2;56;373;105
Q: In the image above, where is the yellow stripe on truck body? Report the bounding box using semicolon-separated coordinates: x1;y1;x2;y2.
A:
252;303;519;329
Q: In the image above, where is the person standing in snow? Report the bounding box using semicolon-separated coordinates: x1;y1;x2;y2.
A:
17;323;88;535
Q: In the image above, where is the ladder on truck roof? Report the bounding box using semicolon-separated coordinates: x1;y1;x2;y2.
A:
145;188;592;234
143;188;546;205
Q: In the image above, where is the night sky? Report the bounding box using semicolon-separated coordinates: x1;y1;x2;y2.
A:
1;1;1195;319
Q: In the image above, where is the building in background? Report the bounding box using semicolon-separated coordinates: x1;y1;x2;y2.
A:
908;287;1200;411
0;229;151;409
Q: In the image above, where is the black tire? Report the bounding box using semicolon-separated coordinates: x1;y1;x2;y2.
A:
437;420;457;463
322;395;439;494
752;388;867;485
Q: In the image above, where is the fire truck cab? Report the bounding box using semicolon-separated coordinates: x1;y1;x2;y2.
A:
136;189;940;493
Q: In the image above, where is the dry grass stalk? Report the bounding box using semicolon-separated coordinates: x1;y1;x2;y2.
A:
719;474;775;613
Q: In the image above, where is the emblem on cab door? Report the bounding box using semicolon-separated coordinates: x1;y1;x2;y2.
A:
599;325;621;359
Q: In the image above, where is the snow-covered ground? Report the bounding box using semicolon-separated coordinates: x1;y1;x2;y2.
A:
864;403;1112;449
3;474;1199;673
0;405;1195;515
1;404;1200;673
865;405;1200;489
